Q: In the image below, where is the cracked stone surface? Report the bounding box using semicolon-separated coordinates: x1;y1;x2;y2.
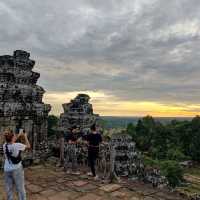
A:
0;164;187;200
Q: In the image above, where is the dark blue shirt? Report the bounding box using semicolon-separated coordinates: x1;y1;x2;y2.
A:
87;132;102;146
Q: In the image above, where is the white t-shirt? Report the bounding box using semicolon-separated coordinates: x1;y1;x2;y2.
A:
3;143;26;172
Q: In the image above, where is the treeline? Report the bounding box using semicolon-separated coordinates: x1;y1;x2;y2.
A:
126;115;200;162
48;114;200;162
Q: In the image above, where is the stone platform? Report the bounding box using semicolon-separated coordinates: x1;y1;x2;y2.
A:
0;164;186;200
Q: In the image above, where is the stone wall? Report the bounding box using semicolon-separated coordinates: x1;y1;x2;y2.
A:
0;50;51;157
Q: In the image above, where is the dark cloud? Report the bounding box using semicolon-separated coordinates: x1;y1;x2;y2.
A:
0;0;200;106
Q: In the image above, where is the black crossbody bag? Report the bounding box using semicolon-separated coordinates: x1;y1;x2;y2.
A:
5;144;22;164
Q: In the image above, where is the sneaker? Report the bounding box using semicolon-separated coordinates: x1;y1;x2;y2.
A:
94;175;99;181
63;167;67;172
56;163;62;167
87;172;93;176
72;171;81;175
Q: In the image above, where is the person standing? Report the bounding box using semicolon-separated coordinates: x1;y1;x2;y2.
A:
64;126;80;175
3;129;31;200
87;124;102;180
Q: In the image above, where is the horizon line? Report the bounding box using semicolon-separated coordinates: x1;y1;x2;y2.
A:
50;114;196;118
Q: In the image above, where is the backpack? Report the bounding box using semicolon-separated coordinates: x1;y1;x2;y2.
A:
5;144;22;164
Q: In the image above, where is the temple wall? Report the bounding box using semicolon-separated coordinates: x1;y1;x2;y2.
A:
0;50;51;157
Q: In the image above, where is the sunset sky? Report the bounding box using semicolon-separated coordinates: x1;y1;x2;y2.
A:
1;0;200;117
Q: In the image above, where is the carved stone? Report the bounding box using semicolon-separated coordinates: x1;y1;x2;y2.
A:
0;50;51;157
59;94;99;131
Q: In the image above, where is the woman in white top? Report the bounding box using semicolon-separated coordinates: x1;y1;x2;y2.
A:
3;129;30;200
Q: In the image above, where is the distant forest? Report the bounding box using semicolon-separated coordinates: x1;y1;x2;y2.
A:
100;116;192;128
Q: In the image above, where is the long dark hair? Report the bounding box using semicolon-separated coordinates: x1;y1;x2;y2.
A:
90;124;96;132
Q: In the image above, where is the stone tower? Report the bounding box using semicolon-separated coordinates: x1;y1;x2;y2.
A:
59;94;99;132
0;50;51;153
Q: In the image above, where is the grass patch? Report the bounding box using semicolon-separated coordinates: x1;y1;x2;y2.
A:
178;165;200;196
184;166;200;177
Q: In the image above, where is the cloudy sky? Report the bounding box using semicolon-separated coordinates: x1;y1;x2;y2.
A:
0;0;200;117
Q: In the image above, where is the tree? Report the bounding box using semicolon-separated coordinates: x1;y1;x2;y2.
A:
167;120;191;154
98;118;108;130
189;116;200;161
48;115;59;137
126;123;136;138
151;122;168;159
166;148;187;161
160;160;183;188
135;116;157;151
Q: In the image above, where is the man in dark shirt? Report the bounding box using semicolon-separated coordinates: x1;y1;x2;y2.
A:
87;124;102;179
64;126;80;175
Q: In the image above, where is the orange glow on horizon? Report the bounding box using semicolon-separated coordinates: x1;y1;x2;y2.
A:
43;91;200;117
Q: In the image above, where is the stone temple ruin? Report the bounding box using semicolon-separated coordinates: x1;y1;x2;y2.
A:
57;94;166;187
0;50;51;156
0;50;167;188
59;94;99;131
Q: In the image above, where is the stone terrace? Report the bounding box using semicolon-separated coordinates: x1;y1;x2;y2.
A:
0;164;186;200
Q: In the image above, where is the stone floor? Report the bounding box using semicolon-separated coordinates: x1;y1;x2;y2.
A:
0;164;187;200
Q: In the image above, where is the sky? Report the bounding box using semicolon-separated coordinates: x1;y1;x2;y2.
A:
0;0;200;117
